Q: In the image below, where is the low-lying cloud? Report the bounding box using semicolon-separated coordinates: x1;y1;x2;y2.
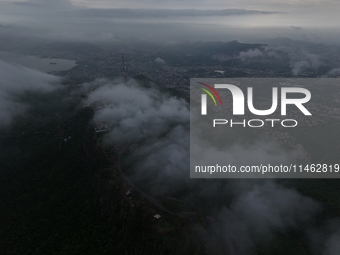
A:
205;181;320;254
154;57;166;64
308;219;340;255
329;67;340;76
82;78;323;253
0;59;61;127
239;46;279;60
291;50;319;76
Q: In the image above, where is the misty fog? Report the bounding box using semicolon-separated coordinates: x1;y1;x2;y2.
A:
1;0;340;254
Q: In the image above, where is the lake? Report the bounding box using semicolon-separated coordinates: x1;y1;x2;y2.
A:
0;51;76;73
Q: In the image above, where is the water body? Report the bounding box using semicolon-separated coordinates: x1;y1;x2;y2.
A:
0;51;76;73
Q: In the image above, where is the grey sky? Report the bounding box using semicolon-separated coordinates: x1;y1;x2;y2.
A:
1;0;340;43
72;0;340;10
4;0;338;10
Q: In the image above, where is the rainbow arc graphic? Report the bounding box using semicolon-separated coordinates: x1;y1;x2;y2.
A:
199;82;223;106
199;82;223;115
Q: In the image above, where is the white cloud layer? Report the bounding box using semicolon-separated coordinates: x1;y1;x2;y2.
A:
0;60;61;127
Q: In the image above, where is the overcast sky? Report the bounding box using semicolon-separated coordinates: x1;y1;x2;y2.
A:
1;0;340;43
3;0;339;11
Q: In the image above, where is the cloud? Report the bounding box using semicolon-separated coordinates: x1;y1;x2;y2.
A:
0;0;77;19
324;232;340;255
83;78;188;144
11;0;75;10
288;50;320;76
239;48;264;60
291;52;319;75
70;0;340;10
75;8;279;19
290;25;302;30
239;46;279;60
329;67;340;76
0;60;61;127
81;78;321;253
308;219;340;255
205;182;320;254
2;0;340;44
292;60;310;75
154;57;166;64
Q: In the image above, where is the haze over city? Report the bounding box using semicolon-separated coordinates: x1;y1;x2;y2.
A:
1;1;340;255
